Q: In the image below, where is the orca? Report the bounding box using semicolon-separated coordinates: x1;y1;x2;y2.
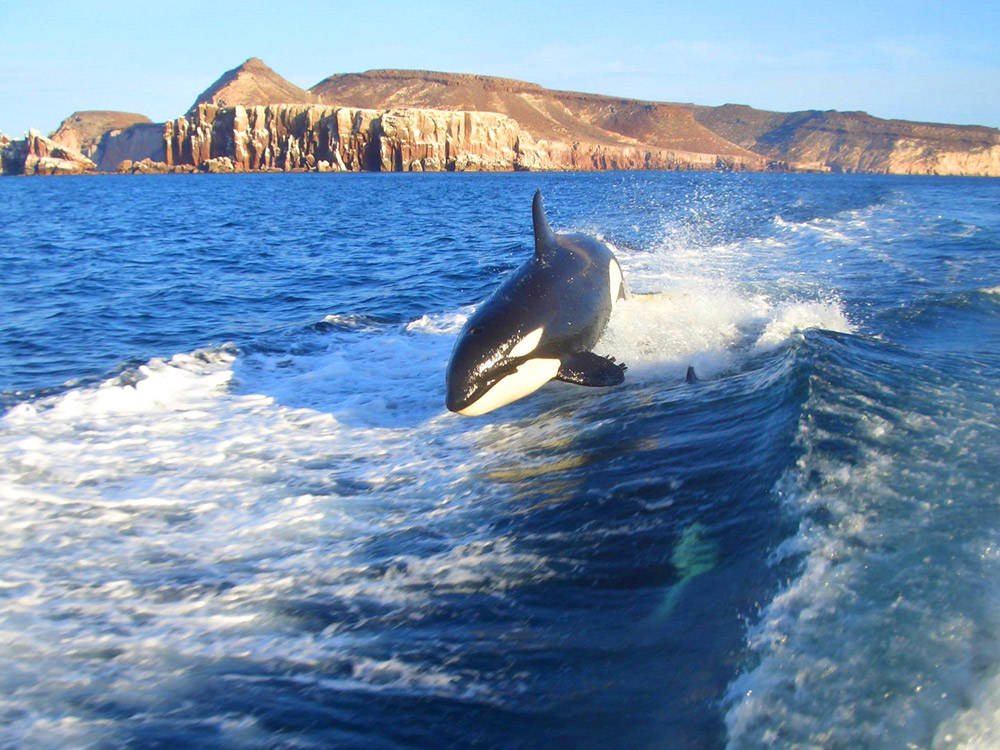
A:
445;190;628;416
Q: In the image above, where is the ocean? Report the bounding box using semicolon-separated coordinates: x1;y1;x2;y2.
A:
1;171;999;749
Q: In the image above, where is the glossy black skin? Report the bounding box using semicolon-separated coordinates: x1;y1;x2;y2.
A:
445;226;618;414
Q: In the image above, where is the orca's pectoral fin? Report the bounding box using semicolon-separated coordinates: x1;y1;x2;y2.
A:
556;352;627;387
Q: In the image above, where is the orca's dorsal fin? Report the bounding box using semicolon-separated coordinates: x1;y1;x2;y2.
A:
532;190;558;259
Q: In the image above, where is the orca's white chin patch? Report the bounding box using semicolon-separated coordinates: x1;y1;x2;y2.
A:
609;259;624;308
457;358;561;416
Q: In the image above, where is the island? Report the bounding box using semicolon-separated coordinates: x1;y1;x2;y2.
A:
3;58;999;177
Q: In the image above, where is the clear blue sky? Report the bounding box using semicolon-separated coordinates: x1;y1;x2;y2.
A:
2;0;998;137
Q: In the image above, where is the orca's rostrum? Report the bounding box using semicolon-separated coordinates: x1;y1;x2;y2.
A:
446;190;628;416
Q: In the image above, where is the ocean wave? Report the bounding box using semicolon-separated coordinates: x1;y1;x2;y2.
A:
724;333;1000;750
0;337;546;747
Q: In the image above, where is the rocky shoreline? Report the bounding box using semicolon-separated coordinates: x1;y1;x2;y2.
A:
1;105;764;177
3;58;999;177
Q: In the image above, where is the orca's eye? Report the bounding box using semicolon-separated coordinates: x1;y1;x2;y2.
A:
469;326;484;335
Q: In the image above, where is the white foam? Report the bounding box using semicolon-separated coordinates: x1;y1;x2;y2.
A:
599;285;769;380
752;301;853;353
724;355;1000;749
0;195;901;747
404;305;474;335
0;329;568;746
600;283;851;383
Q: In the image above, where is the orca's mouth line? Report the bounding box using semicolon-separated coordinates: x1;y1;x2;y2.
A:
453;356;534;412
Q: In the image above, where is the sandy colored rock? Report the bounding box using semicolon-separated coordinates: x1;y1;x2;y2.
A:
94;123;167;172
10;60;998;177
163;103;766;174
688;104;1000;176
312;69;765;170
190;57;317;113
117;158;171;174
50;111;152;159
203;156;236;173
314;68;1000;176
4;130;97;175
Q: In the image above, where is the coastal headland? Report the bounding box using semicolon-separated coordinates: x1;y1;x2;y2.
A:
3;58;999;177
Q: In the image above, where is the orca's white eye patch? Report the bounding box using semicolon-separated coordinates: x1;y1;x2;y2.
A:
509;327;544;358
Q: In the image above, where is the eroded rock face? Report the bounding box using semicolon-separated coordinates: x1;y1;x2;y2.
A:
1;130;96;175
162;104;768;173
0;132;23;174
50;111;152;159
310;69;766;165
95;123;168;173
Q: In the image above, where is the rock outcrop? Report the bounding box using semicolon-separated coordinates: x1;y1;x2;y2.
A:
116;158;195;174
6;59;999;176
688;104;1000;176
0;132;22;174
315;69;1000;176
50;111;152;159
312;69;765;169
162;103;765;173
0;130;95;175
93;123;167;172
46;111;166;172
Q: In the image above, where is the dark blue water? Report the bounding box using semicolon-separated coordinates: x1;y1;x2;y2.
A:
1;172;999;749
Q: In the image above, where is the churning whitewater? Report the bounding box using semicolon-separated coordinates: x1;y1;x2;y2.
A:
1;172;999;749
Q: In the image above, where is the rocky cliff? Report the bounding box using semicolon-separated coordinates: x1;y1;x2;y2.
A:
689;104;1000;175
162;103;763;173
93;122;167;172
1;130;95;175
7;58;1000;176
312;69;765;168
50;111;152;159
313;69;1000;176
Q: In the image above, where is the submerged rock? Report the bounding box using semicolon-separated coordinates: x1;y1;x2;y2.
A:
116;158;180;174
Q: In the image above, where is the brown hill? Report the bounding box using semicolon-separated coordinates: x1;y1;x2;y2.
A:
49;111;152;158
689;104;1000;175
313;69;1000;175
15;59;1000;176
190;57;316;112
311;69;760;161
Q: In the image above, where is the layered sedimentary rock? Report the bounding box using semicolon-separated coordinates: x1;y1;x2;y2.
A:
689;104;1000;176
0;130;95;175
163;103;764;173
